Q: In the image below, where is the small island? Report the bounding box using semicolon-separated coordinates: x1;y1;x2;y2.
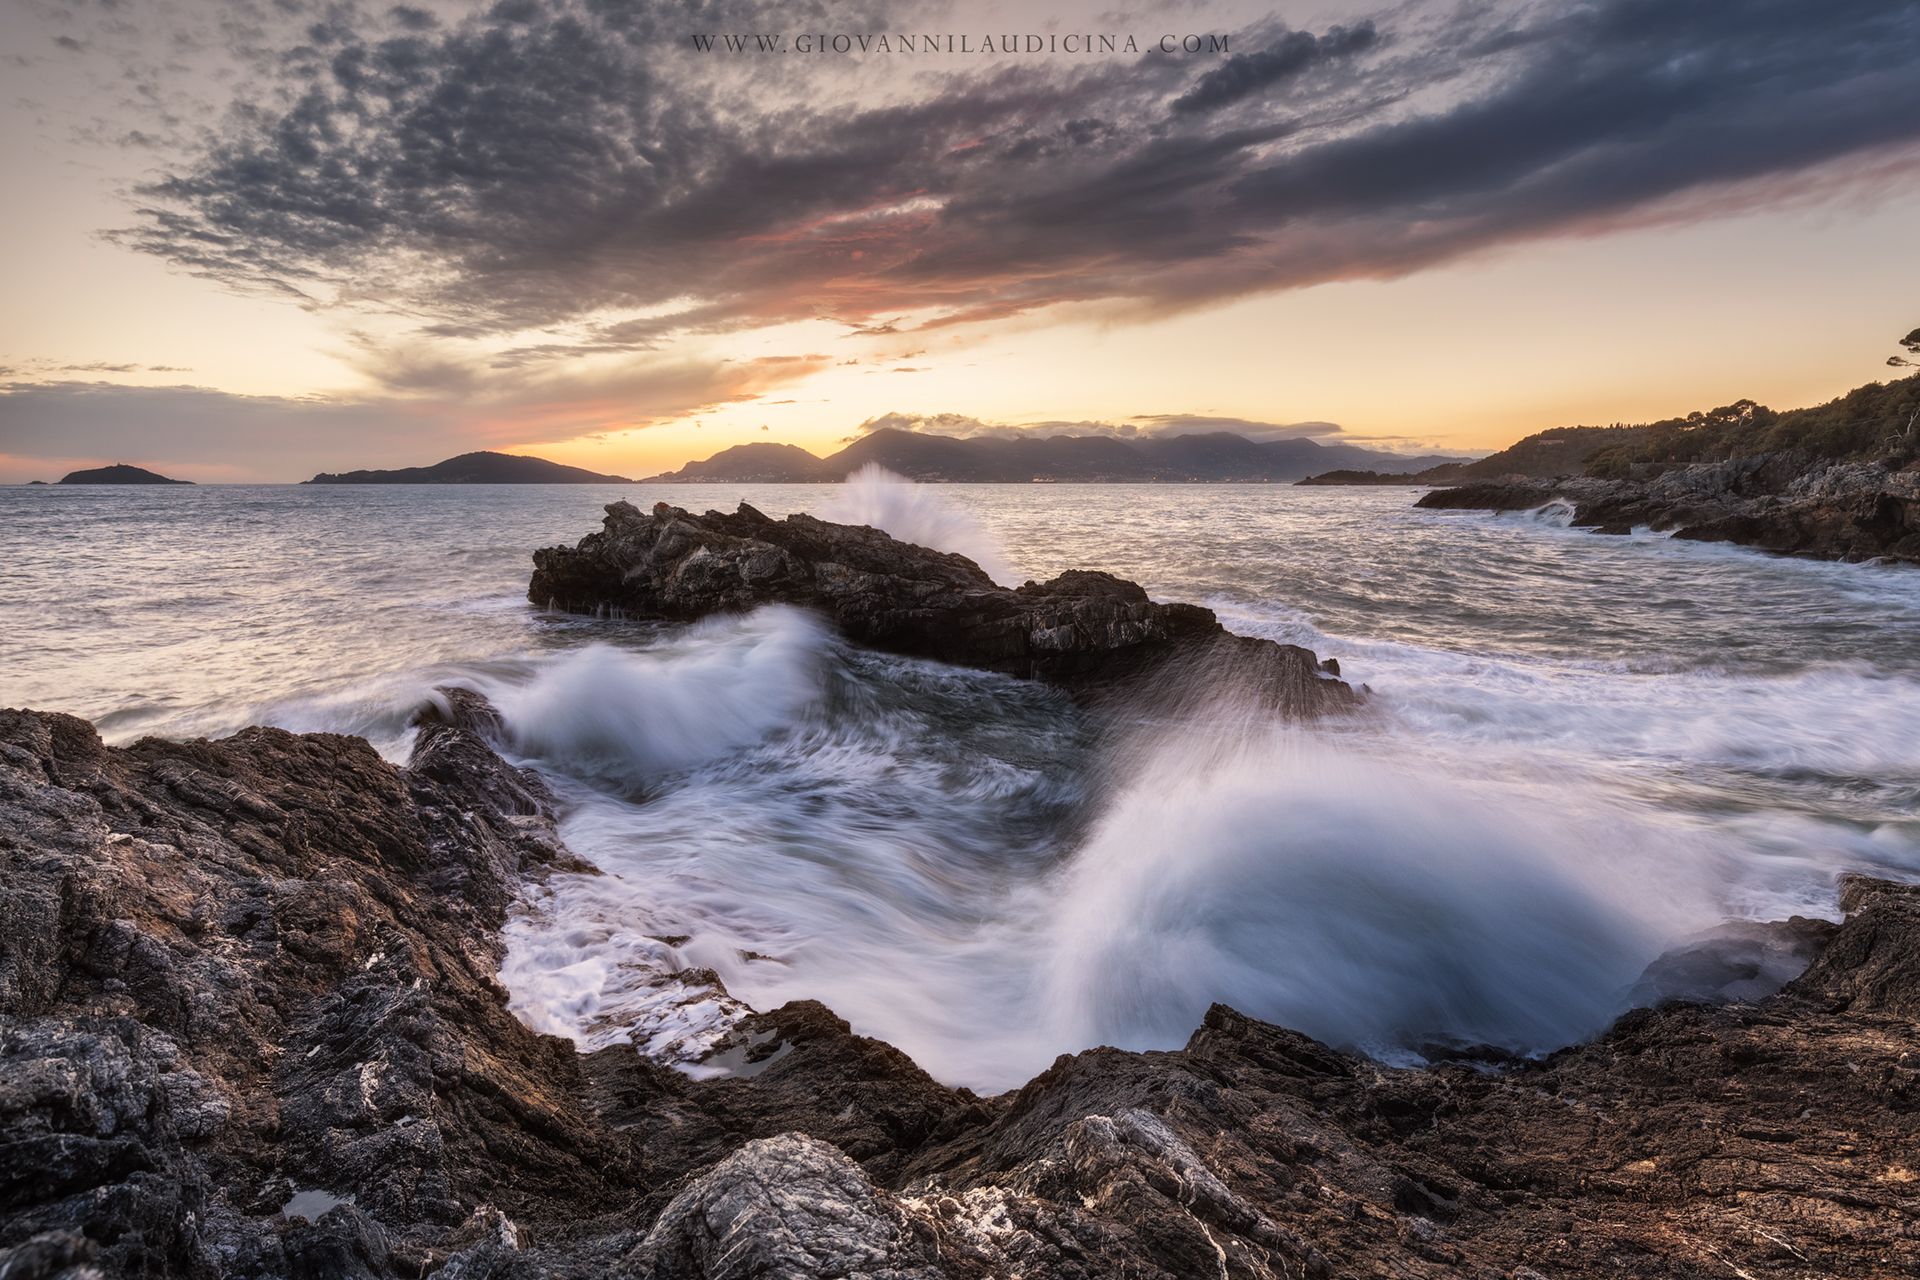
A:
57;463;192;485
305;450;634;484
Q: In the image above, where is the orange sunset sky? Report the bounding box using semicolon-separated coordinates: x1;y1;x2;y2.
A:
3;0;1918;482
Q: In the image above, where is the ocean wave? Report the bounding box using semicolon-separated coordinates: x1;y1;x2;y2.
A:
1040;726;1709;1064
487;607;831;789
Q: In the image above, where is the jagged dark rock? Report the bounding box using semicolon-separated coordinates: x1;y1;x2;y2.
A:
1417;454;1920;563
2;704;1917;1278
529;500;1355;711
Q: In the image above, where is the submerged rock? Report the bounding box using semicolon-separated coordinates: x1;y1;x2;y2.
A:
529;501;1354;712
2;703;1917;1278
1417;454;1920;563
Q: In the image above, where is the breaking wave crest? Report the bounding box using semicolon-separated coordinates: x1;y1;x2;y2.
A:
1043;727;1701;1062
488;607;831;787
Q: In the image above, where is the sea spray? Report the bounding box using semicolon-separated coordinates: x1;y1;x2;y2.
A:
488;607;831;787
1040;722;1702;1062
485;617;1089;1078
823;464;1018;585
474;599;1914;1088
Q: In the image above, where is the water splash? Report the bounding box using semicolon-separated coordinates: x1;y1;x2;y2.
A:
1041;724;1706;1064
471;611;1873;1091
487;608;830;789
821;464;1018;585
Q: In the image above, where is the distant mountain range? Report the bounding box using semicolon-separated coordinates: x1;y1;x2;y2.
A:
58;464;191;485
305;451;633;484
647;429;1470;483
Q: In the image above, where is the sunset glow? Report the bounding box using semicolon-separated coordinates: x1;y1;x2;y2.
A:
3;0;1917;481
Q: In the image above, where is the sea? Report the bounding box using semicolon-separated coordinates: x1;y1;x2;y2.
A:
4;475;1917;1091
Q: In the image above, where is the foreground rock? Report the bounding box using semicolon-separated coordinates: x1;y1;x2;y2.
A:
3;704;1918;1277
530;500;1353;711
1418;454;1920;562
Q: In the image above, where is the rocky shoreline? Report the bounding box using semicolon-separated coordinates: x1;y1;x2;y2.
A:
1416;454;1920;564
530;500;1355;711
3;696;1918;1278
6;516;1917;1277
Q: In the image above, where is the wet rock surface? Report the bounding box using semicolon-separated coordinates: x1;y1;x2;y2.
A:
3;707;1918;1278
1417;454;1920;563
529;500;1354;711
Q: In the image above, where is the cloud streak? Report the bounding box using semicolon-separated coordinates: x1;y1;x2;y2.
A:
109;0;1920;356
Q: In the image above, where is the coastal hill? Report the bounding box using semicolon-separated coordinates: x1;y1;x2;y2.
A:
1301;372;1920;486
647;426;1470;483
58;463;192;485
305;450;633;484
657;441;834;482
1402;372;1920;563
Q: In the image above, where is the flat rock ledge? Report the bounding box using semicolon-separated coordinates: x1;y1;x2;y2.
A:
529;500;1354;712
1417;454;1920;563
3;702;1918;1278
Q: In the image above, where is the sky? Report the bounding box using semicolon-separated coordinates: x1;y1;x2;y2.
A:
2;0;1918;482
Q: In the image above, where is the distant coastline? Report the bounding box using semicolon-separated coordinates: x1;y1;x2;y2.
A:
304;451;633;485
284;435;1469;487
643;428;1467;484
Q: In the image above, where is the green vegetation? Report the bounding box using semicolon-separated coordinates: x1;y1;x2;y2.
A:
1448;425;1654;481
1429;369;1920;484
1415;327;1920;483
1579;374;1920;478
1889;327;1919;369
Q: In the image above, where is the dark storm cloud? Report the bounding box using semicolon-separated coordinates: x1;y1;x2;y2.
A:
117;0;1920;348
1230;1;1920;235
1171;20;1379;115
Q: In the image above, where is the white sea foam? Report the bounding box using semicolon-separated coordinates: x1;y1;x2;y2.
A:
1041;726;1708;1063
476;611;1908;1090
822;464;1018;584
487;607;830;787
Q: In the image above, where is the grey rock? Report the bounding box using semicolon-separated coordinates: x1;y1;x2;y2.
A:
622;1134;945;1280
1417;453;1920;563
